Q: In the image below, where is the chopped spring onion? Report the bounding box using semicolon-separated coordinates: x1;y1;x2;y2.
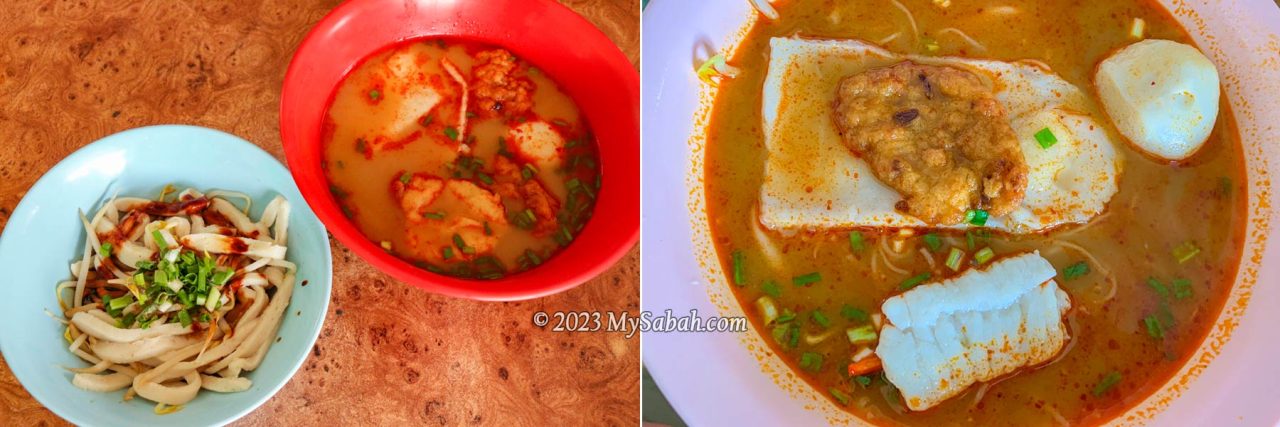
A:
211;269;233;286
761;280;782;298
731;250;745;285
846;325;878;344
1147;277;1170;298
368;89;381;101
849;231;866;252
921;36;941;53
945;247;964;271
829;388;852;405
133;273;146;287
1130;18;1146;39
810;310;831;328
1062;261;1090;281
974;247;995;264
399;172;412;184
775;309;797;324
854;375;873;388
443;127;459;140
840;305;869;322
423;211;446;220
799;352;824;372
922;233;942;251
1173;241;1200;264
477;172;494;185
1034;127;1058;149
108;295;133;311
177;309;192;327
442;246;454;260
695;54;740;85
1143;314;1165;340
152;230;168;251
452;234;470;254
899;272;931;290
1093;372;1122;396
1172;278;1193;300
100;242;112;258
964;209;989;226
792;272;822;287
756;296;779;325
204;288;220;311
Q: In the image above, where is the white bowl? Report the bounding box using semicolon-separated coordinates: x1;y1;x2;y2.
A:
0;125;332;426
641;1;1280;425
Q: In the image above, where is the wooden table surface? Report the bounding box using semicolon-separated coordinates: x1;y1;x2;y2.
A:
0;0;640;425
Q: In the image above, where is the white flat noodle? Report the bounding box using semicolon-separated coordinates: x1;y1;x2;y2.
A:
760;37;1122;233
875;252;1072;411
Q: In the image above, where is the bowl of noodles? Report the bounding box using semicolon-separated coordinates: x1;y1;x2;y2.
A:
0;125;332;426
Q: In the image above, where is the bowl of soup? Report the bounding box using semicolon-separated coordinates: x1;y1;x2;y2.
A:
280;0;638;300
642;0;1279;425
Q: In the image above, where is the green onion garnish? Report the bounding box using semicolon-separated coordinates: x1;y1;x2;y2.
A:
522;209;537;223
419;115;434;127
1143;314;1165;340
100;242;112;258
849;231;865;252
133;273;146;287
1172;241;1200;264
477;172;494;185
1034;127;1058;149
1147;277;1170;298
1092;372;1122;396
423;211;446;220
212;269;233;286
799;352;824;372
1172;278;1193;300
974;247;995;264
761;280;781;298
829;388;852;406
945;248;964;271
696;54;731;84
443;127;459;140
788;324;800;347
846;325;878;344
177;309;192;327
442;246;454;260
792;272;822;287
368;89;381;101
923;233;942;252
483;222;493;236
854;375;873;388
1062;261;1090;281
810;310;831;328
964;209;989;226
840;305;869;322
152;230;168;251
108;295;133;311
399;172;412;184
899;272;931;290
731;250;745;286
775;309;797;324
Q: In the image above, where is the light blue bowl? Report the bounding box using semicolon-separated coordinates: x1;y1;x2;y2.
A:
0;125;332;426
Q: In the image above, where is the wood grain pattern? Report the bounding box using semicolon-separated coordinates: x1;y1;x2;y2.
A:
0;0;639;425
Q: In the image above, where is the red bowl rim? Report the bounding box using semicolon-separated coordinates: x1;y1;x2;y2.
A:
279;0;639;301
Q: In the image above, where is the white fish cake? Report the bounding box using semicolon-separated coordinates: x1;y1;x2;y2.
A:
759;37;1122;233
875;252;1072;411
1095;39;1220;161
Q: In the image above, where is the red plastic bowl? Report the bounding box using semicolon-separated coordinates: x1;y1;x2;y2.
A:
280;0;639;301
